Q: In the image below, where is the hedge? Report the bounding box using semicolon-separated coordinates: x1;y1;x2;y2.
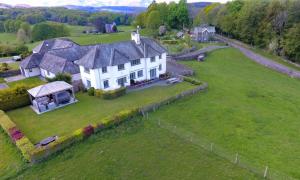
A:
0;85;32;111
182;76;202;85
95;87;126;99
0;110;34;161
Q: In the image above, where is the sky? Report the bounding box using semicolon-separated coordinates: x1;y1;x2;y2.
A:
0;0;230;7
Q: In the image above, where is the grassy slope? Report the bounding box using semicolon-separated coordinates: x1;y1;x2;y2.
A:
0;130;24;179
148;48;300;178
8;82;195;143
12;118;258;179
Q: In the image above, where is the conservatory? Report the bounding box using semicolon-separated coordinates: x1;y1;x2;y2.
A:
27;81;77;114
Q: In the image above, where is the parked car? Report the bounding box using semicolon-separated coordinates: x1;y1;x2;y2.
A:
12;55;21;61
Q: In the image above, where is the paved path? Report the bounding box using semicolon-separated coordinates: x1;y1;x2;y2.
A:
172;45;228;60
0;57;14;64
0;83;8;89
216;35;300;79
4;75;25;82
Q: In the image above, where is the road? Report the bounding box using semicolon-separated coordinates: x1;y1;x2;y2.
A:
216;35;300;79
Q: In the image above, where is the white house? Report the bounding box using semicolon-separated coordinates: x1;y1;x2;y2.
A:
193;25;216;42
19;28;168;90
76;30;167;90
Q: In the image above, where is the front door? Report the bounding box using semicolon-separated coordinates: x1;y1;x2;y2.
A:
150;68;157;79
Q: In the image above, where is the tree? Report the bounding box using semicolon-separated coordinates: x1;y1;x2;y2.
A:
17;29;28;43
32;22;70;41
283;23;300;62
146;10;161;30
176;0;190;28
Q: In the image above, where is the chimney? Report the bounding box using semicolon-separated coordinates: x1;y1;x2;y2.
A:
131;26;141;45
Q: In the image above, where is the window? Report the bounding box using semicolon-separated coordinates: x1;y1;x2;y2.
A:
47;70;50;76
117;77;127;87
159;64;162;71
102;67;107;73
150;68;157;79
86;80;91;88
159;55;162;59
131;59;141;66
103;80;109;89
130;72;136;80
118;64;125;71
84;67;90;74
137;70;143;77
29;68;32;72
150;57;156;62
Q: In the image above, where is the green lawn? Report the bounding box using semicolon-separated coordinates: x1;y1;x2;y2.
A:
7;77;44;88
8;82;195;143
147;48;300;178
9;118;258;179
0;78;5;83
0;33;18;45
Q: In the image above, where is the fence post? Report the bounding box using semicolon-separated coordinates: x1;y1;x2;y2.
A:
158;119;161;126
235;153;239;164
146;113;149;119
210;143;213;152
264;166;268;179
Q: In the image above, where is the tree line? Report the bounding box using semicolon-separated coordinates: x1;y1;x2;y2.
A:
194;0;300;63
134;0;190;34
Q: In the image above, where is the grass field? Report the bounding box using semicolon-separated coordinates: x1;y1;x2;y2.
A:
8;82;195;143
148;48;300;178
0;129;24;179
7;76;44;88
7;118;258;179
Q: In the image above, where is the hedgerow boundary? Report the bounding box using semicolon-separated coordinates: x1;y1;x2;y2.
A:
0;78;208;164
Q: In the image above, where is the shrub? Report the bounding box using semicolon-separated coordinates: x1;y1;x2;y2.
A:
15;137;35;161
87;87;95;96
0;85;34;111
83;125;94;137
0;110;17;133
182;76;202;85
46;73;72;84
94;87;126;100
73;128;84;140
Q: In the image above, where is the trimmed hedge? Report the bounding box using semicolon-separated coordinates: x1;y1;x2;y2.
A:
0;110;34;161
182;76;202;85
0;85;32;111
87;87;95;96
95;87;126;99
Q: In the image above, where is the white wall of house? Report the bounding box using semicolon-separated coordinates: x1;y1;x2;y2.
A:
72;73;81;81
40;68;56;79
20;67;41;77
79;52;167;91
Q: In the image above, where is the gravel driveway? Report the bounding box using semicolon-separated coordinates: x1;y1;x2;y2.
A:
216;35;300;79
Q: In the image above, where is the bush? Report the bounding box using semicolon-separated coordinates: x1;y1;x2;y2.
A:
0;85;32;111
0;110;16;134
87;87;95;96
94;87;126;100
46;73;72;84
182;76;202;85
15;137;35;161
73;128;84;141
83;125;94;137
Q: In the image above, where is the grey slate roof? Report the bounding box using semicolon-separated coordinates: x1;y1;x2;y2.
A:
24;37;167;74
40;53;80;75
33;38;77;54
20;53;43;69
76;37;167;69
194;26;216;33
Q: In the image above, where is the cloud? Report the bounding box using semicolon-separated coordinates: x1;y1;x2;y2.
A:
0;0;230;7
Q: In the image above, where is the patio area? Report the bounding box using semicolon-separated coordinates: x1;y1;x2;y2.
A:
27;81;77;114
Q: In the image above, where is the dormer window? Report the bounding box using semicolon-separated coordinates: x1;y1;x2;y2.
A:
150;57;155;62
118;64;125;71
